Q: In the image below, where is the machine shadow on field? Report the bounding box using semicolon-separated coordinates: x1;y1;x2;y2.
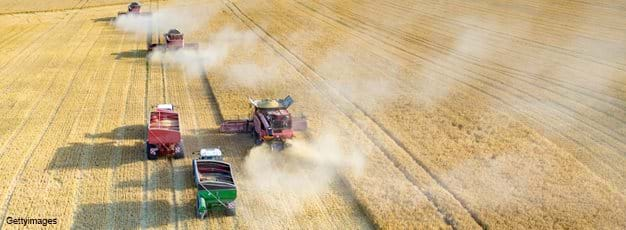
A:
84;124;145;140
47;125;146;170
92;17;115;23
115;129;255;191
111;50;148;60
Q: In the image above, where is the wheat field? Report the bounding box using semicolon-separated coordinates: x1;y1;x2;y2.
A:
0;0;624;229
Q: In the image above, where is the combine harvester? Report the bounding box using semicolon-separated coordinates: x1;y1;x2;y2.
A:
220;96;307;151
117;2;148;16
146;104;184;160
193;148;237;218
148;29;199;52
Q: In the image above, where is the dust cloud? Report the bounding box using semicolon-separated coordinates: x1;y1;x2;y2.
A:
240;131;364;224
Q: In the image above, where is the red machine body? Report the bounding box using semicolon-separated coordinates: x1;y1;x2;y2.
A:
148;29;199;52
146;104;184;159
220;96;307;151
117;2;142;16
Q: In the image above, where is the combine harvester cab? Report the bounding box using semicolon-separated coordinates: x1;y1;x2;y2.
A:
220;95;307;151
117;2;143;16
148;29;199;52
193;148;237;218
146;104;184;160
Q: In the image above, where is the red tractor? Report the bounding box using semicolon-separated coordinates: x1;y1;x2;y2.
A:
220;96;307;151
148;29;199;52
117;2;142;16
146;104;184;160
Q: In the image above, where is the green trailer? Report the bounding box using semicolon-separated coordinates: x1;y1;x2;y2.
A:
193;148;237;218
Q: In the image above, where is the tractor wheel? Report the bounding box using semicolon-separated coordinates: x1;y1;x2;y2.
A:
225;202;236;216
195;199;206;219
253;132;263;145
270;140;284;151
174;142;185;159
146;142;158;160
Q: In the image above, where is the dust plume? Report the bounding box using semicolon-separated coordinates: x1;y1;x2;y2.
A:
113;1;218;36
148;27;257;76
241;131;364;225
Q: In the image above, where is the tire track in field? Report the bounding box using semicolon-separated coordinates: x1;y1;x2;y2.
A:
297;1;626;196
223;1;477;228
302;1;626;147
0;16;103;228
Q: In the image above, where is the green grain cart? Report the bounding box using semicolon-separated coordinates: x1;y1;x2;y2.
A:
193;148;237;218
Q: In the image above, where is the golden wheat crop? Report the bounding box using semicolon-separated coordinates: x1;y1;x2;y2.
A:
0;0;624;229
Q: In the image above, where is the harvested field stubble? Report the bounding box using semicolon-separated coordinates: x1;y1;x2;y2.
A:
0;0;624;229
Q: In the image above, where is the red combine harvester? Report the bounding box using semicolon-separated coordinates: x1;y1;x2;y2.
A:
117;2;142;16
148;29;199;52
220;96;307;151
146;104;184;160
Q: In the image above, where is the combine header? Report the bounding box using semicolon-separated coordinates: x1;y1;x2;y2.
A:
146;104;184;160
193;148;237;217
148;29;199;52
220;96;307;151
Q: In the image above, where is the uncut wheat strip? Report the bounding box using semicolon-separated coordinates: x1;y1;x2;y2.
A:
313;0;626;117
68;28;131;229
288;1;624;228
373;0;626;78
0;17;101;228
3;21;119;228
109;39;148;229
305;0;626;144
302;0;626;201
294;0;619;196
219;1;454;228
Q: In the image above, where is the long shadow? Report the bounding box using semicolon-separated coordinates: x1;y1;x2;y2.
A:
48;125;146;170
111;50;148;60
47;141;144;169
92;16;115;23
115;128;255;190
84;124;145;140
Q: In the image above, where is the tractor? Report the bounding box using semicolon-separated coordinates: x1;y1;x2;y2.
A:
220;96;307;151
146;104;184;160
193;148;237;218
148;29;199;52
